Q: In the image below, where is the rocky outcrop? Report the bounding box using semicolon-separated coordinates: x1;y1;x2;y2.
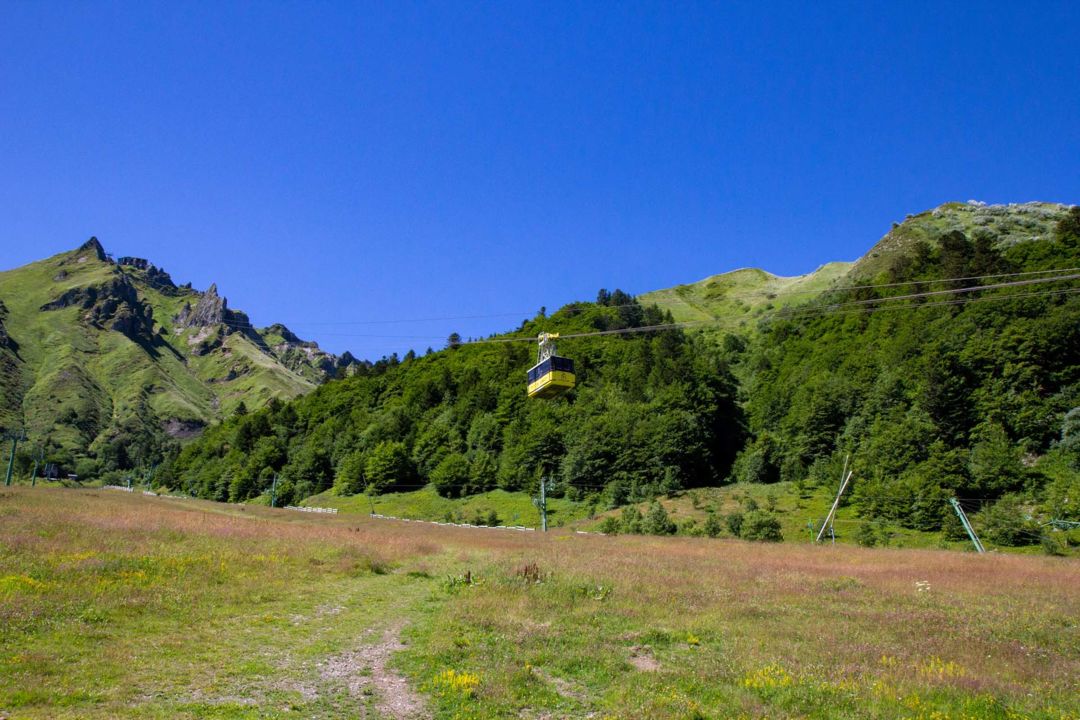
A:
175;283;229;329
117;257;177;291
78;236;107;262
265;323;304;344
261;323;360;381
40;276;156;341
162;418;205;439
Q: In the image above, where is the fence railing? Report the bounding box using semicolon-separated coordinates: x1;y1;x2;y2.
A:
369;513;534;532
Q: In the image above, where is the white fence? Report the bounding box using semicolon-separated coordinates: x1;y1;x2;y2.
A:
284;505;339;514
369;513;534;532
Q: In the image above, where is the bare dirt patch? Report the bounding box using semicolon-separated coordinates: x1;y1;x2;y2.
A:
628;645;660;672
318;620;428;719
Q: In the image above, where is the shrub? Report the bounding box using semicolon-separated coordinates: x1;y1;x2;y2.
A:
726;511;744;538
1041;533;1066;556
855;522;878;547
742;511;783;542
430;453;470;498
642;502;677;535
703;512;723;538
598;516;620;534
979;495;1038;546
620;506;643;534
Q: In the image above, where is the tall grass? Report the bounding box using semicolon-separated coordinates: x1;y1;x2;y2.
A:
2;488;1077;719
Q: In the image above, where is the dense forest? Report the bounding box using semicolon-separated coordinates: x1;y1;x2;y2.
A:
735;205;1080;541
162;295;745;508
155;204;1080;543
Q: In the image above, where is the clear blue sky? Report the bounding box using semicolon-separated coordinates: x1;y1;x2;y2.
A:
2;1;1078;359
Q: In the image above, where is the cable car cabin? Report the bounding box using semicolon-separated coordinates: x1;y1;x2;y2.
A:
527;355;575;398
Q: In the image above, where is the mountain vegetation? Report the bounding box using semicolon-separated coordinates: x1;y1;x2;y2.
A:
0;238;358;483
158;202;1080;549
164;293;745;507
733;202;1080;541
4;203;1079;550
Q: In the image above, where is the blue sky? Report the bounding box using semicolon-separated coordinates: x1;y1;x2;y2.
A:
2;1;1078;359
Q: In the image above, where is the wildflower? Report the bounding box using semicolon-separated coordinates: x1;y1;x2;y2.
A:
431;669;481;697
742;663;794;691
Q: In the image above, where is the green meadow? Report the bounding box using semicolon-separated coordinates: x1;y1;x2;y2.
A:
2;487;1077;719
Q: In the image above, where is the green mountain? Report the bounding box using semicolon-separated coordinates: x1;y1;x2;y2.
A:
640;201;1070;329
0;238;357;479
160;201;1080;550
6;203;1079;550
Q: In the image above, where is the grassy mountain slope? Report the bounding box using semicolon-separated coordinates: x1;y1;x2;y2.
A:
851;201;1067;279
0;238;354;479
640;261;853;327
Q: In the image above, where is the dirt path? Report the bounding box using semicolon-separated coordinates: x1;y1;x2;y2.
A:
319;619;429;719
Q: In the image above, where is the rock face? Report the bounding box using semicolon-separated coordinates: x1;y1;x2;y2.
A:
78;237;107;262
175;283;229;329
264;323;360;379
162;418;206;439
40;276;156;341
117;256;177;291
265;323;303;344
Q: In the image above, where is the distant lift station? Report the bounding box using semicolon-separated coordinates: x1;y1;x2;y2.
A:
527;332;576;398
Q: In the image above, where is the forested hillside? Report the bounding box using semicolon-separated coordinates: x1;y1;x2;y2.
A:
162;202;1080;546
734;202;1080;541
164;295;745;507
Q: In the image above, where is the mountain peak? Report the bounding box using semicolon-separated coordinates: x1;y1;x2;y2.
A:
78;236;107;261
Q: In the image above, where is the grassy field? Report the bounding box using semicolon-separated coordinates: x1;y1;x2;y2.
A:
297;481;1069;555
302;486;590;529
2;487;1078;719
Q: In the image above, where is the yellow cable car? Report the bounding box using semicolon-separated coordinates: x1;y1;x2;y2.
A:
527;332;575;398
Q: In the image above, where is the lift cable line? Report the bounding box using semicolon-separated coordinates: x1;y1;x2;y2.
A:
143;269;1080;362
458;275;1080;347
306;285;1080;344
190;266;1080;335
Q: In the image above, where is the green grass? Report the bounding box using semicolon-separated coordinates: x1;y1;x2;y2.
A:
848;202;1067;279
301;480;1068;555
640;262;854;329
2;487;1078;719
0;488;438;719
303;485;591;529
582;483;977;550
